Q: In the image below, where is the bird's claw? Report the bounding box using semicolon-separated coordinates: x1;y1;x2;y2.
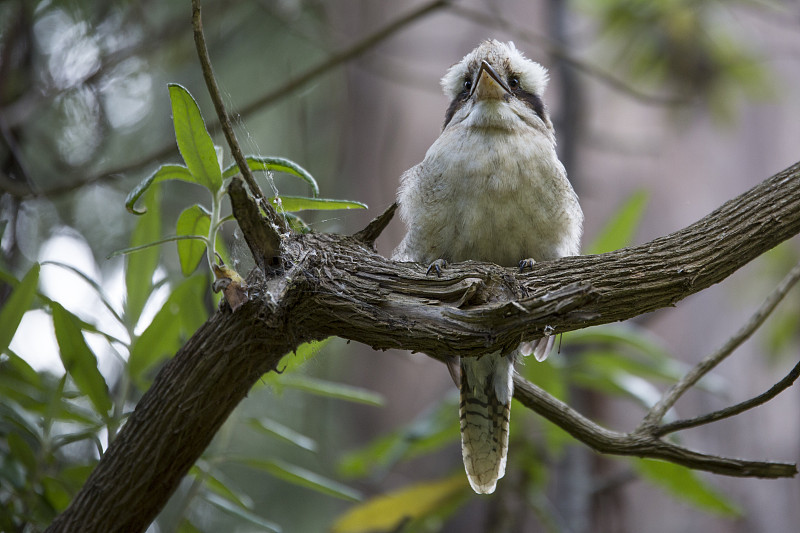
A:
427;258;448;277
519;258;536;272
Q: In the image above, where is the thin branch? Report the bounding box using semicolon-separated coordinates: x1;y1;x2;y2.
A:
191;0;286;267
191;0;265;204
641;261;800;429
450;5;686;107
656;358;800;436
352;202;398;245
28;0;450;201
512;376;795;478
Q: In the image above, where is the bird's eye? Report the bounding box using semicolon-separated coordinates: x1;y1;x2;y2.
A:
508;76;520;90
463;79;472;91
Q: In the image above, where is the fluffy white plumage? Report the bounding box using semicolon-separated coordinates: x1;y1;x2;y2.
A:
394;40;583;494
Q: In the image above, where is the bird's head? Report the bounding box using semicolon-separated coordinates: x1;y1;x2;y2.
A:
440;40;552;133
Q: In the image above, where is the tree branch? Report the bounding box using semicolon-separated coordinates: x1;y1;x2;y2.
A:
512;377;794;478
191;0;286;268
47;161;800;530
25;0;450;201
642;261;800;428
656;358;800;436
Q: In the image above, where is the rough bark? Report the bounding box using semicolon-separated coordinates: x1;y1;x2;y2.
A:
47;161;800;532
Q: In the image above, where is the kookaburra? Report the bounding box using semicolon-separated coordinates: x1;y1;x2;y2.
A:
394;40;583;494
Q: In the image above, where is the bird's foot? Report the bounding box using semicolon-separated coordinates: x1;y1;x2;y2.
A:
427;258;448;277
519;258;536;272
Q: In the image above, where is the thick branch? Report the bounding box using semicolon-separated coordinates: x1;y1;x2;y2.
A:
47;283;295;532
48;161;800;531
276;162;800;357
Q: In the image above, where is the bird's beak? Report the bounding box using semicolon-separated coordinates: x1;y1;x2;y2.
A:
470;60;511;100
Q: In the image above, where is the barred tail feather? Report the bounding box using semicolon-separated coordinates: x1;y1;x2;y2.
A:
459;353;514;494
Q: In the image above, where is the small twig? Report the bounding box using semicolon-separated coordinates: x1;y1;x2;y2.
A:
450;5;686;107
235;0;449;120
190;0;287;233
353;202;397;246
228;178;281;271
656;358;800;436
640;261;800;429
513;375;796;478
191;0;287;270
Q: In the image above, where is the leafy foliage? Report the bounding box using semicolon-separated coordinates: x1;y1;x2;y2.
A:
0;83;369;531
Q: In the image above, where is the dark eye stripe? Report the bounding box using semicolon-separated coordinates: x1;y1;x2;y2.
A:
514;89;546;122
443;88;470;129
442;79;547;129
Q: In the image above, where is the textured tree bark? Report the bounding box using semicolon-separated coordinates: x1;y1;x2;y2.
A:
47;161;800;532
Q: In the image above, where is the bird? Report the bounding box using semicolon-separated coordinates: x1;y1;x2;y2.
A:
393;40;583;494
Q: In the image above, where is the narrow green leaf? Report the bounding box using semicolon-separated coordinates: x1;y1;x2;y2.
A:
239;458;362;502
566;324;671;362
190;465;253;510
204;492;282;532
169;84;222;192
7;432;37;471
42;477;73;512
41;261;123;325
278;375;384;406
258;340;331;387
125;187;161;324
331;475;468;533
128;275;208;386
176;205;211;276
177;520;202;533
249;418;318;453
51;303;112;415
0;263;39;355
109;234;207;259
222;156;320;197
339;393;459;478
586;190;648;255
634;459;741;516
125;164;194;215
270;196;367;213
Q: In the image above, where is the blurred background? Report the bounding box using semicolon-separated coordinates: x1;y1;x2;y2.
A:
2;0;800;531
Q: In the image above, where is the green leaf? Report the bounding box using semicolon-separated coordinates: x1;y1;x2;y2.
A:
270;196;367;213
249;418;318;453
169;84;222;192
7;432;37;471
518;358;571;453
586;190;648;255
109;235;207;260
125;164;195;215
51;303;112;415
222;156;320;197
278;375;384;406
177;520;203;533
42;476;73;512
41;261;123;326
634;459;741;516
331;475;468;533
339;392;459;478
128;275;208;386
190;465;253;510
0;263;39;355
176;205;211;276
566;324;671;362
238;458;362;502
258;340;331;387
125;187;161;324
204;492;282;532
